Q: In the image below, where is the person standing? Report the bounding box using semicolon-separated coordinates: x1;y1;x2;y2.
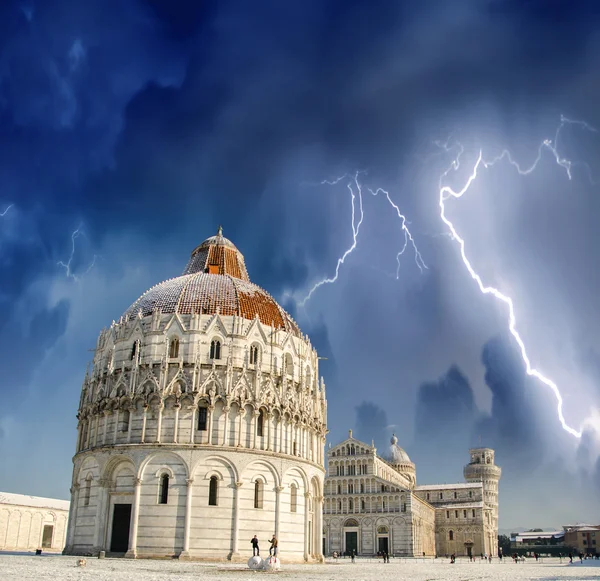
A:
251;535;260;556
269;534;278;557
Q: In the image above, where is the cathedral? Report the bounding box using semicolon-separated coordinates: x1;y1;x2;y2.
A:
323;433;500;558
64;229;327;561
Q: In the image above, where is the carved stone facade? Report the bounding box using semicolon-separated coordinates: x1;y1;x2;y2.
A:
324;435;500;558
64;230;327;561
323;433;436;557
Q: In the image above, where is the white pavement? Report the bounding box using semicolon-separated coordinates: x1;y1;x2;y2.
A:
2;554;599;581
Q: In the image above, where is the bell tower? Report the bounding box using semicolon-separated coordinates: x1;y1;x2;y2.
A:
464;448;501;556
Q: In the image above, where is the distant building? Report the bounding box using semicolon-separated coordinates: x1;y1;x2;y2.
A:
510;530;565;552
323;433;500;557
0;491;69;552
563;524;599;554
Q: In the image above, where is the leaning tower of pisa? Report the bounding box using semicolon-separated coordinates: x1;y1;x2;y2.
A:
463;448;501;556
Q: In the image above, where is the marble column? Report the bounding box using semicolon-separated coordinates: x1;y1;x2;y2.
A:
266;412;272;451
102;412;109;445
85;419;92;449
229;482;243;560
63;483;80;554
316;495;324;561
189;406;196;444
237;409;245;447
274;485;284;538
75;421;83;452
141;406;148;444
222;407;230;446
278;417;284;453
125;478;142;558
126;408;133;443
179;478;194;559
155;403;164;443
113;409;120;444
303;492;311;561
207;406;215;445
93;478;109;553
173;404;180;443
252;411;259;449
93;415;100;447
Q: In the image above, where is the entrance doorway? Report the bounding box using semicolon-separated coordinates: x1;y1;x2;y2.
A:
110;504;132;552
345;531;358;556
41;525;54;548
378;536;389;554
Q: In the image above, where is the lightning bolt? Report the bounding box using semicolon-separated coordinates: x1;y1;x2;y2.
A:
368;187;427;278
300;172;365;306
300;173;426;304
0;204;13;217
439;116;597;439
57;226;98;281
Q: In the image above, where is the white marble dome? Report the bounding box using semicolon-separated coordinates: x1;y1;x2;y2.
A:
388;434;416;486
65;229;327;562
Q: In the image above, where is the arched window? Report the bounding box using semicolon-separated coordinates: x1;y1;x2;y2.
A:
290;484;297;513
360;483;364;493
449;530;454;541
348;483;353;494
130;340;141;362
210;339;221;360
293;441;297;456
169;337;179;358
284;353;293;376
84;477;92;507
349;499;353;510
209;476;218;506
254;480;264;509
197;405;208;431
337;484;341;494
159;474;169;504
250;344;259;365
361;499;365;510
257;409;264;437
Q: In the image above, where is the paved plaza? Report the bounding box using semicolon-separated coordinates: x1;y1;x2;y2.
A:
2;554;600;581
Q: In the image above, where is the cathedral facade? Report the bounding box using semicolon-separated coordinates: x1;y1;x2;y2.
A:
323;433;500;558
64;229;327;561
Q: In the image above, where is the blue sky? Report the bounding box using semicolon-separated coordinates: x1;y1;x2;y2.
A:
1;0;600;529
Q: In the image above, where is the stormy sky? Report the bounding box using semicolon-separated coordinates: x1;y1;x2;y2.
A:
1;0;600;530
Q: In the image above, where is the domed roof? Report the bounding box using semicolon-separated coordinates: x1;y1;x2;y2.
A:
123;228;300;337
183;226;250;280
389;434;412;464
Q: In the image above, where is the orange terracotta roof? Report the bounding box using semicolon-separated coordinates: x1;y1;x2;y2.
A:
124;273;300;336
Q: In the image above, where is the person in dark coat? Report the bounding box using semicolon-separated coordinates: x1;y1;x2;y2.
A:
251;535;259;556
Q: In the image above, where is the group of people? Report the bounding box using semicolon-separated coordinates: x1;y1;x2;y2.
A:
250;535;278;558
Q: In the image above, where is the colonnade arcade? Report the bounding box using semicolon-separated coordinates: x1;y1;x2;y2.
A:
77;395;325;467
65;451;324;560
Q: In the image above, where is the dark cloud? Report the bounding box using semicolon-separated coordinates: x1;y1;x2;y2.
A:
0;0;600;526
354;402;389;451
0;298;70;429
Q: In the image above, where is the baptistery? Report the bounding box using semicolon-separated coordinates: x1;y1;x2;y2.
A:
64;228;327;561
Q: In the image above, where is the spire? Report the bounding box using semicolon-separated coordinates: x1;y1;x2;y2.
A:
217;225;223;237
